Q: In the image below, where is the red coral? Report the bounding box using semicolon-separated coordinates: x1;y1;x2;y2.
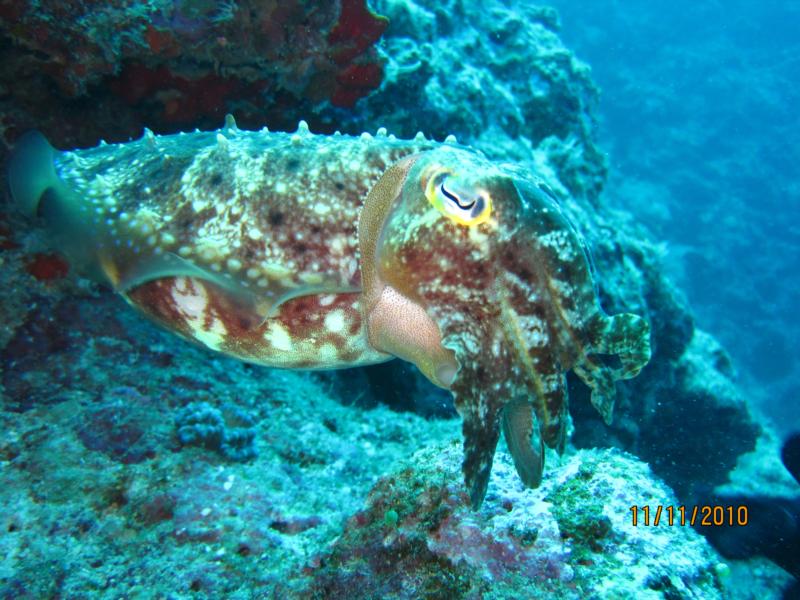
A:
109;64;265;126
0;0;389;155
326;0;389;107
144;25;181;58
331;62;385;108
328;0;389;65
0;217;19;250
26;252;69;282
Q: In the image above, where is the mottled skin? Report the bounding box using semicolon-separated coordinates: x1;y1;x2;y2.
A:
9;120;651;508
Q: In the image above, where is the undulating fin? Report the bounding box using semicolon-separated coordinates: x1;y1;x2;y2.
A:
8;131;108;279
502;397;544;489
8;131;59;218
782;432;800;486
115;253;274;325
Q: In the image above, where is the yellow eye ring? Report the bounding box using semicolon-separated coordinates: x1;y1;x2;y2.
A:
424;169;492;227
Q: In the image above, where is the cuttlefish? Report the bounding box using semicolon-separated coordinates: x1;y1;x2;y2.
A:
8;118;650;508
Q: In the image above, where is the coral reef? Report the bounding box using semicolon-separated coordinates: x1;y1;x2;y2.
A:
175;401;258;462
0;298;457;597
0;0;786;596
303;444;724;598
0;0;387;154
0;0;761;500
0;0;762;519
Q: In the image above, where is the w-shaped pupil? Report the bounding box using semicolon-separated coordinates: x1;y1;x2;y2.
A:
440;182;475;210
469;197;486;218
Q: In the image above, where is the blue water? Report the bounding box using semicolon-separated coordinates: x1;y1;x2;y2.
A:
547;0;800;434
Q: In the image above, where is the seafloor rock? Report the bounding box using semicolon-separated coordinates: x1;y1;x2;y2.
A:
0;300;456;597
303;443;724;599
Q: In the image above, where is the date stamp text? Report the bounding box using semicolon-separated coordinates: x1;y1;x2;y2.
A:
629;505;749;527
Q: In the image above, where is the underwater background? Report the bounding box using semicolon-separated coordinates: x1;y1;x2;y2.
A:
547;0;800;437
0;1;797;599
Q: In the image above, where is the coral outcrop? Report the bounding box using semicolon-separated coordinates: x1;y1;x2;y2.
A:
175;401;258;462
0;0;387;153
303;444;724;599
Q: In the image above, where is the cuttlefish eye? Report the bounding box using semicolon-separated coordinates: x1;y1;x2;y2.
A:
425;169;492;227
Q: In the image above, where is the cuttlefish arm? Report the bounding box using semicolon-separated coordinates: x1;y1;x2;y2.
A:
358;153;540;508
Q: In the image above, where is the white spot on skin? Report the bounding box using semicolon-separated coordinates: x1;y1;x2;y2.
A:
266;323;293;351
172;277;207;319
263;263;292;279
169;279;228;350
324;310;346;333
317;343;338;362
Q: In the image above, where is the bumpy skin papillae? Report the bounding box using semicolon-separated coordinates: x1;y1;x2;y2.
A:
9;124;435;369
9;123;651;509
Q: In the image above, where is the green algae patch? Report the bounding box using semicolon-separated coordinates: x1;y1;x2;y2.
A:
546;455;623;576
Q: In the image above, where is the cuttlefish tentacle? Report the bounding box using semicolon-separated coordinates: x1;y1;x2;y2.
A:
459;390;503;508
589;312;652;379
495;281;568;483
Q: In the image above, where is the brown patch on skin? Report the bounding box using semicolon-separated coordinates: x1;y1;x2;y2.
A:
199;280;263;336
240;239;265;263
127;278;194;340
127;276;376;367
183;206;218;232
348;318;361;336
279;295;335;338
228;292;370;365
